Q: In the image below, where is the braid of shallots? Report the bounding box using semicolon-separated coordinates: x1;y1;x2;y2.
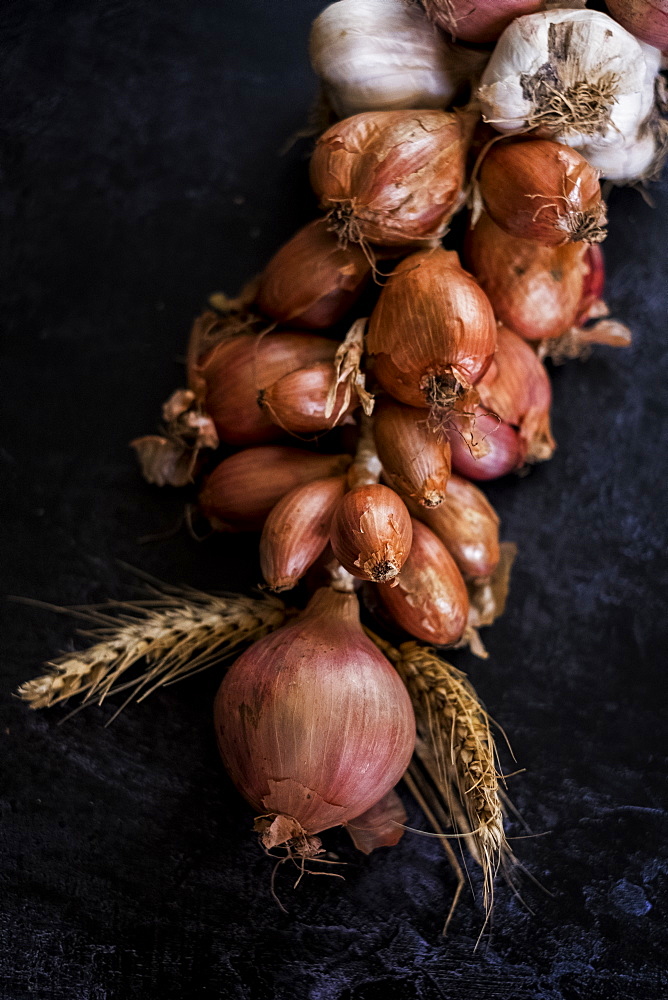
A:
366;631;509;914
17;586;289;715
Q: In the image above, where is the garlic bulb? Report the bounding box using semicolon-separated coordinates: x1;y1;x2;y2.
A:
310;0;488;119
477;9;656;154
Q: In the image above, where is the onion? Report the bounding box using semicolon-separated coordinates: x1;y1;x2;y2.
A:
477;10;656;155
367;248;496;413
377;519;469;645
260;476;347;592
464;212;588;341
192;331;337;446
449;408;524;481
406;474;500;582
259;362;358;436
254;220;371;329
477;324;555;463
477;138;607;246
577;244;606;325
330;484;413;583
373;398;451;508
309;0;489;118
310;109;474;247
199;447;350;532
422;0;544;44
214;586;415;851
606;0;668;50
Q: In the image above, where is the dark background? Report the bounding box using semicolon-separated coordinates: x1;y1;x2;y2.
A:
2;2;668;997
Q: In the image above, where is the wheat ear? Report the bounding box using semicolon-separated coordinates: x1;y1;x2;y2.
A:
366;631;511;914
16;582;288;717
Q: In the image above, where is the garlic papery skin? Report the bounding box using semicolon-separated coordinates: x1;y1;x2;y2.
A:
477;9;655;151
309;0;488;119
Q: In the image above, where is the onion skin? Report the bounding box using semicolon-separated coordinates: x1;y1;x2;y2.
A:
260;362;357;436
406;474;500;581
255;220;371;329
576;244;606;325
606;0;668;49
377;519;469;645
367;248;497;409
449;408;525;481
260;475;347;591
422;0;544;44
199;447;350;532
214;586;416;841
477;324;555;463
193;332;337;446
330;484;413;583
310;110;472;247
478;139;607;246
464;212;588;341
373;398;451;507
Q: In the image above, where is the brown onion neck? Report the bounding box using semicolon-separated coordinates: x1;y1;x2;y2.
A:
348;414;381;489
303;584;360;625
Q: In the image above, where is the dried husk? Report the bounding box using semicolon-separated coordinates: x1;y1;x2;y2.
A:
214;586;416;844
255;219;371;328
192;330;338;446
199;447;351;533
310;109;476;247
330;484;413;583
422;0;543;44
260;475;347;591
477;138;607;246
405;474;500;582
259;361;358;436
373;398;452;508
464;212;588;341
377;518;469;645
477;324;555;463
367;248;497;412
449;407;525;481
345;787;408;854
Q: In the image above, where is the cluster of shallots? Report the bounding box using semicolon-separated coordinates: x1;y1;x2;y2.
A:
127;1;662;887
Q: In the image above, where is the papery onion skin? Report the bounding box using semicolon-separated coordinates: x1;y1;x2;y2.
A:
373;398;451;507
214;586;416;841
406;474;500;581
377;518;469;645
260;361;357;436
260;476;347;592
606;0;668;50
193;332;337;446
464;212;588;341
330;483;413;583
576;244;606;325
477;324;555;463
255;220;371;329
199;447;350;532
478;139;606;246
310;110;473;247
309;0;487;118
449;408;525;481
367;248;497;408
422;0;544;44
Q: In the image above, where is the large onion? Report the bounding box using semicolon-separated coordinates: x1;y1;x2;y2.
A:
214;586;416;850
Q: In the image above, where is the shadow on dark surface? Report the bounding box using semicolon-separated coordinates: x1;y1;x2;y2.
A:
2;2;668;998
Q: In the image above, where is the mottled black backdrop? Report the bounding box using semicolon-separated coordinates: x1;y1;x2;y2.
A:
2;2;668;998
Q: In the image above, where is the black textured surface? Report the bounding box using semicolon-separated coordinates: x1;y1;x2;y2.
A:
2;3;668;998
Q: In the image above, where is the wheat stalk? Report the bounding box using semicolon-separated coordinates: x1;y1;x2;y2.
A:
366;631;511;915
16;580;288;719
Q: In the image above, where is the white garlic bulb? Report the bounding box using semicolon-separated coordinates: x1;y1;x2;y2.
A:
578;125;661;182
309;0;489;119
477;9;655;151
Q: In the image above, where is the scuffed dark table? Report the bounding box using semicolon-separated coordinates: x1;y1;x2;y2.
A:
2;2;668;998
